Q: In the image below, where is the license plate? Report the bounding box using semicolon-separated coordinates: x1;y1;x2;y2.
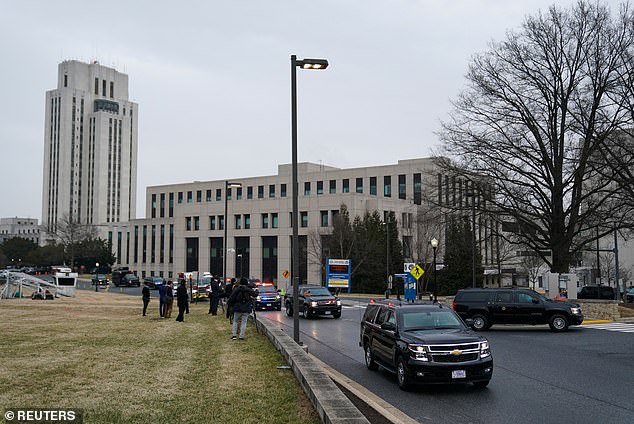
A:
452;370;466;379
324;311;331;315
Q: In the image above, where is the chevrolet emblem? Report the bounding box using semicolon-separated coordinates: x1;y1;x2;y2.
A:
450;350;462;356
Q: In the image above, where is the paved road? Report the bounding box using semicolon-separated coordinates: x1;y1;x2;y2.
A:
258;301;634;424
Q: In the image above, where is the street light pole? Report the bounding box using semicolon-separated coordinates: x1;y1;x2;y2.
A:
95;262;100;292
291;54;328;344
223;181;241;289
384;221;391;299
466;191;477;288
237;253;243;279
430;238;438;302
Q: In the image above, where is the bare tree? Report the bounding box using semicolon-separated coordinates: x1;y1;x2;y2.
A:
47;214;99;268
438;1;634;274
521;252;546;290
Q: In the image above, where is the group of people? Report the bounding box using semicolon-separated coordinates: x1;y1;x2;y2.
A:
142;279;190;321
141;276;257;340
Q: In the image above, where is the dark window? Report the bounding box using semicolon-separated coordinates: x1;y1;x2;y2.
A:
258;185;264;199
194;216;199;231
178;192;183;204
320;211;328;227
64;74;68;87
370;177;377;195
269;184;275;198
169;193;174;217
186;217;192;231
110;81;114;98
216;188;222;201
219;215;225;230
196;190;202;202
210;216;216;230
356;178;363;193
517;292;536;303
151;194;157;218
160;193;165;218
227;188;232;200
187;191;193;203
271;213;279;228
235;215;241;229
375;307;388;325
236;187;242;200
317;181;323;195
247;186;253;199
342;179;349;193
413;173;422;205
493;291;513;303
206;189;212;202
398;174;406;199
304;182;311;196
329;180;336;194
244;214;250;229
457;291;491;303
281;184;287;197
262;214;269;229
94;78;99;95
102;79;106;96
384;176;391;197
301;211;308;227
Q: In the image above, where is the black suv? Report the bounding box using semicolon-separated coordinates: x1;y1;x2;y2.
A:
453;288;583;332
284;285;342;319
577;285;616;300
360;300;493;390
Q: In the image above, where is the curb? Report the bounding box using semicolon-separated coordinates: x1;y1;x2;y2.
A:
582;319;611;324
310;354;419;424
255;317;370;424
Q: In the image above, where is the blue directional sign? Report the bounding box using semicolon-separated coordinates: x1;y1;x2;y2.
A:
326;258;351;293
395;272;417;301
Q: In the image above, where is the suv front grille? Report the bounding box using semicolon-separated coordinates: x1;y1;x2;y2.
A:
318;300;336;306
432;353;479;363
426;342;481;363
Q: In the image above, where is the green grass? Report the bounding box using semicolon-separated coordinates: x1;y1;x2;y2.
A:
0;291;320;424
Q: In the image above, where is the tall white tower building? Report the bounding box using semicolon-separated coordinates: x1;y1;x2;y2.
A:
42;60;138;230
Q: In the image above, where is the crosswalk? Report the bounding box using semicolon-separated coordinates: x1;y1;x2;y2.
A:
582;322;634;333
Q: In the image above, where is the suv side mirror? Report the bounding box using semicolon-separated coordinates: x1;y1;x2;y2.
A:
465;318;475;328
380;322;396;331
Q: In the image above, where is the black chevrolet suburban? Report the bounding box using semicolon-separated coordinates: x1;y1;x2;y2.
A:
453;287;583;332
284;285;342;319
360;300;493;390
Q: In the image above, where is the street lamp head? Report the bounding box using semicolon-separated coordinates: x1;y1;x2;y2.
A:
296;58;329;70
430;238;439;249
226;181;242;189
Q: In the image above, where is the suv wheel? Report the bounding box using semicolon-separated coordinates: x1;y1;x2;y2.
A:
285;302;293;317
471;314;489;331
364;343;378;371
549;314;569;332
396;357;410;390
303;305;312;319
333;311;341;319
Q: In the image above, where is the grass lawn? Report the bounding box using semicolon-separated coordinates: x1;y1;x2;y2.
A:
0;290;320;424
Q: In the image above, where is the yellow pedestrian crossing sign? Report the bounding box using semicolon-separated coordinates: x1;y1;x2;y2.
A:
410;264;425;280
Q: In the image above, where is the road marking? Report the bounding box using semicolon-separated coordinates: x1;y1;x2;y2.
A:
582;322;634;333
342;304;367;309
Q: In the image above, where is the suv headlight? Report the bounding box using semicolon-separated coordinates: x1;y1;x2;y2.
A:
570;307;581;315
480;341;491;358
310;301;318;307
336;299;342;306
276;295;281;300
256;295;262;301
408;344;429;362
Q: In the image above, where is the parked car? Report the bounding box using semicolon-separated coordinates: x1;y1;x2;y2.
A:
577;285;616;300
453;287;583;332
284;285;341;318
360;299;493;390
143;276;164;289
625;287;634;303
112;267;140;287
91;274;109;287
255;285;282;311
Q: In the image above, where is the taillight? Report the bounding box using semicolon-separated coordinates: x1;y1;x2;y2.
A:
452;301;457;311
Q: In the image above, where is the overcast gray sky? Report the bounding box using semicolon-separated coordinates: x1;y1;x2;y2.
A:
0;0;621;220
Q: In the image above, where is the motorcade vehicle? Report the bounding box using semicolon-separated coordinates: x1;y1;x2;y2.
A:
143;276;164;289
91;274;109;287
577;285;616;300
360;299;493;390
625;287;634;303
255;285;282;310
453;287;583;332
112;267;140;287
284;285;341;318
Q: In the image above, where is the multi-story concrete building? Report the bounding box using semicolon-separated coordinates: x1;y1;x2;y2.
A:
104;159;446;286
42;60;138;232
0;217;41;245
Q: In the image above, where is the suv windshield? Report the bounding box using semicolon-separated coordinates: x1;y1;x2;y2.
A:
302;288;332;296
258;286;277;293
401;310;464;331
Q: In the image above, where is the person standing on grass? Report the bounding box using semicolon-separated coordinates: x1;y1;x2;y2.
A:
165;281;174;318
227;277;257;340
208;276;221;315
142;282;151;316
176;280;188;322
158;282;167;318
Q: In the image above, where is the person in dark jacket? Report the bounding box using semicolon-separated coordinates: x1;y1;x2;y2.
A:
208;276;221;315
175;280;188;322
165;281;174;318
227;277;257;340
157;282;167;318
142;282;151;316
